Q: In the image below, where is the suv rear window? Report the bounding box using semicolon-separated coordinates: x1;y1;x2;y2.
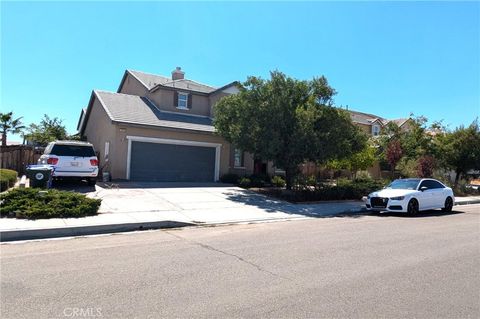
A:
50;145;95;157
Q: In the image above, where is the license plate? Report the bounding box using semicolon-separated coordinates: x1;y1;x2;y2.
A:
71;162;80;167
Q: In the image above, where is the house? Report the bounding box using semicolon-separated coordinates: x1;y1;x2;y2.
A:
77;67;273;182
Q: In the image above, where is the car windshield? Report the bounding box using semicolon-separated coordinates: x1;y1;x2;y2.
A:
50;145;95;157
386;179;420;190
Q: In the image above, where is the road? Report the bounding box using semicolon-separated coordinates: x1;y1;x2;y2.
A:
1;204;479;319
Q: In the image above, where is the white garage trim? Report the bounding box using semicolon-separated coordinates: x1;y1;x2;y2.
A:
126;135;222;181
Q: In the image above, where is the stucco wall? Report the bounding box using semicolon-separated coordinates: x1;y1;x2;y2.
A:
119;73;148;96
147;89;211;117
82;98;117;175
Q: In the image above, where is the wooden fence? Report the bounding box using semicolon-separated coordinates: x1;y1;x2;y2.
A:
0;145;42;175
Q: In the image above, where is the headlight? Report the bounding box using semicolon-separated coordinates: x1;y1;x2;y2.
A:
390;196;405;201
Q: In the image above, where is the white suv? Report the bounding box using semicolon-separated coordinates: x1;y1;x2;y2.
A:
38;141;99;185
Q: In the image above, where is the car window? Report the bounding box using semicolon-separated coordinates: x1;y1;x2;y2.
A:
387;179;420;190
419;180;444;190
50;145;95;157
430;180;445;189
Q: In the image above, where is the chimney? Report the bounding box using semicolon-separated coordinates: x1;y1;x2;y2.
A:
171;67;185;80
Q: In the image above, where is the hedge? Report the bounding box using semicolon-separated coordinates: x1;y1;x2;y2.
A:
0;169;18;192
0;188;102;219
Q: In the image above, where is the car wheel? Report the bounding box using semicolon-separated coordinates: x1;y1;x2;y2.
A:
87;177;97;186
407;199;419;215
442;197;453;212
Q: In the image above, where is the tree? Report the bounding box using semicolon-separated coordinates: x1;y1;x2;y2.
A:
416;155;435;178
440;120;480;187
0;112;25;146
327;143;376;178
386;139;403;178
214;71;366;189
25;115;68;146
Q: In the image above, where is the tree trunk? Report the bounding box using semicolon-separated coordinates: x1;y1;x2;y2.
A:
285;167;295;190
1;131;6;146
454;169;461;188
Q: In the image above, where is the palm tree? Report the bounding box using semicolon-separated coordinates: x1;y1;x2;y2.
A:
0;112;25;146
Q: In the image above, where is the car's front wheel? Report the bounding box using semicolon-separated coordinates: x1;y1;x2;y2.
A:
407;199;419;215
442;197;453;212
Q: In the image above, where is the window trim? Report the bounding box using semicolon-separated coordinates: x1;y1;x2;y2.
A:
177;92;189;110
372;125;380;136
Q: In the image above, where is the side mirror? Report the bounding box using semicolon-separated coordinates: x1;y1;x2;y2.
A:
420;186;428;192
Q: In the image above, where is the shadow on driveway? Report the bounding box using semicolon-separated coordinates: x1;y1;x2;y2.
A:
370;210;465;218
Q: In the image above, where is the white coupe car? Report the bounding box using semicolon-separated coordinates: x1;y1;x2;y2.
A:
365;178;455;215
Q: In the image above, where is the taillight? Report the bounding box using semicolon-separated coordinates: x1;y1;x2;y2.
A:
47;157;58;165
90;159;98;166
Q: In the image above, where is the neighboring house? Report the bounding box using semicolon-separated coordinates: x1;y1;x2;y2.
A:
301;110;412;178
348;110;411;136
77;67;273;182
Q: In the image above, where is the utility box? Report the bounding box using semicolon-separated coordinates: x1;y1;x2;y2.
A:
26;165;53;188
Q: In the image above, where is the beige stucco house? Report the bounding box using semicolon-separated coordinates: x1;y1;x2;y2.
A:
77;67;272;182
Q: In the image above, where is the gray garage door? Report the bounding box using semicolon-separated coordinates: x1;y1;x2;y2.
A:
130;141;216;182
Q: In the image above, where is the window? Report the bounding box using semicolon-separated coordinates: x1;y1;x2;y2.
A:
50;144;96;157
177;93;188;109
372;125;380;136
420;180;445;190
234;148;244;167
104;142;110;161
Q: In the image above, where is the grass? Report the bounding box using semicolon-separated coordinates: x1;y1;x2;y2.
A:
0;188;102;219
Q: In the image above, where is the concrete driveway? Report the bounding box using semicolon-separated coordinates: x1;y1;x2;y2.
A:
88;182;364;224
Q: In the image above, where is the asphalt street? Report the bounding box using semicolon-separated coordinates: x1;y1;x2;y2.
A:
1;204;479;319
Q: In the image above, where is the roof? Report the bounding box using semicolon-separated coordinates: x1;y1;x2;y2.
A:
128;70;171;90
387;118;410;127
347;110;387;126
127;69;218;94
92;90;214;133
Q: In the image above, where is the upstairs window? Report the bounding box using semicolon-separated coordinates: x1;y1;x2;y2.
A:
372;125;380;136
177;93;188;109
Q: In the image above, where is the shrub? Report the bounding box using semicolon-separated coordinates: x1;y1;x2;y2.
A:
220;173;240;184
0;169;18;192
238;177;251;188
0;188;102;219
271;175;286;188
417;155;435;178
355;170;372;180
248;174;270;187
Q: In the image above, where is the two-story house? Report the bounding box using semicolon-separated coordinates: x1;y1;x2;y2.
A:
77;67;272;182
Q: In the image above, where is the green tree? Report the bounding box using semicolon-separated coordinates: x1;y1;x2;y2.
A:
0;112;25;146
439;120;480;187
25;115;68;146
214;71;366;189
327;143;376;178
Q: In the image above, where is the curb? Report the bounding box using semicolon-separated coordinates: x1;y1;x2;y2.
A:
455;200;480;206
0;220;195;242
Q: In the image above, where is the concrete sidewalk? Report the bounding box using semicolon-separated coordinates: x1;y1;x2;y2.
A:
1;184;479;242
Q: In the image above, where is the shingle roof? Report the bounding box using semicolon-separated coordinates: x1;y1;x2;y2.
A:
387;118;410;127
128;70;217;94
95;91;214;133
348;110;387;126
128;70;171;90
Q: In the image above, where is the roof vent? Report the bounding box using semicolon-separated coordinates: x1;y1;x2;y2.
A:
171;67;185;80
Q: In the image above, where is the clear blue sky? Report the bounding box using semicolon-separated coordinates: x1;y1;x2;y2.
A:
1;1;479;141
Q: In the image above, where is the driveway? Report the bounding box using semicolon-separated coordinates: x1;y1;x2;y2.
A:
88;182;365;224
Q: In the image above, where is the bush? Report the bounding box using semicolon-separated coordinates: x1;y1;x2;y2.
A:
248;174;270;188
238;177;251;188
271;175;286;188
0;169;18;192
220;173;240;184
0;188;102;219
